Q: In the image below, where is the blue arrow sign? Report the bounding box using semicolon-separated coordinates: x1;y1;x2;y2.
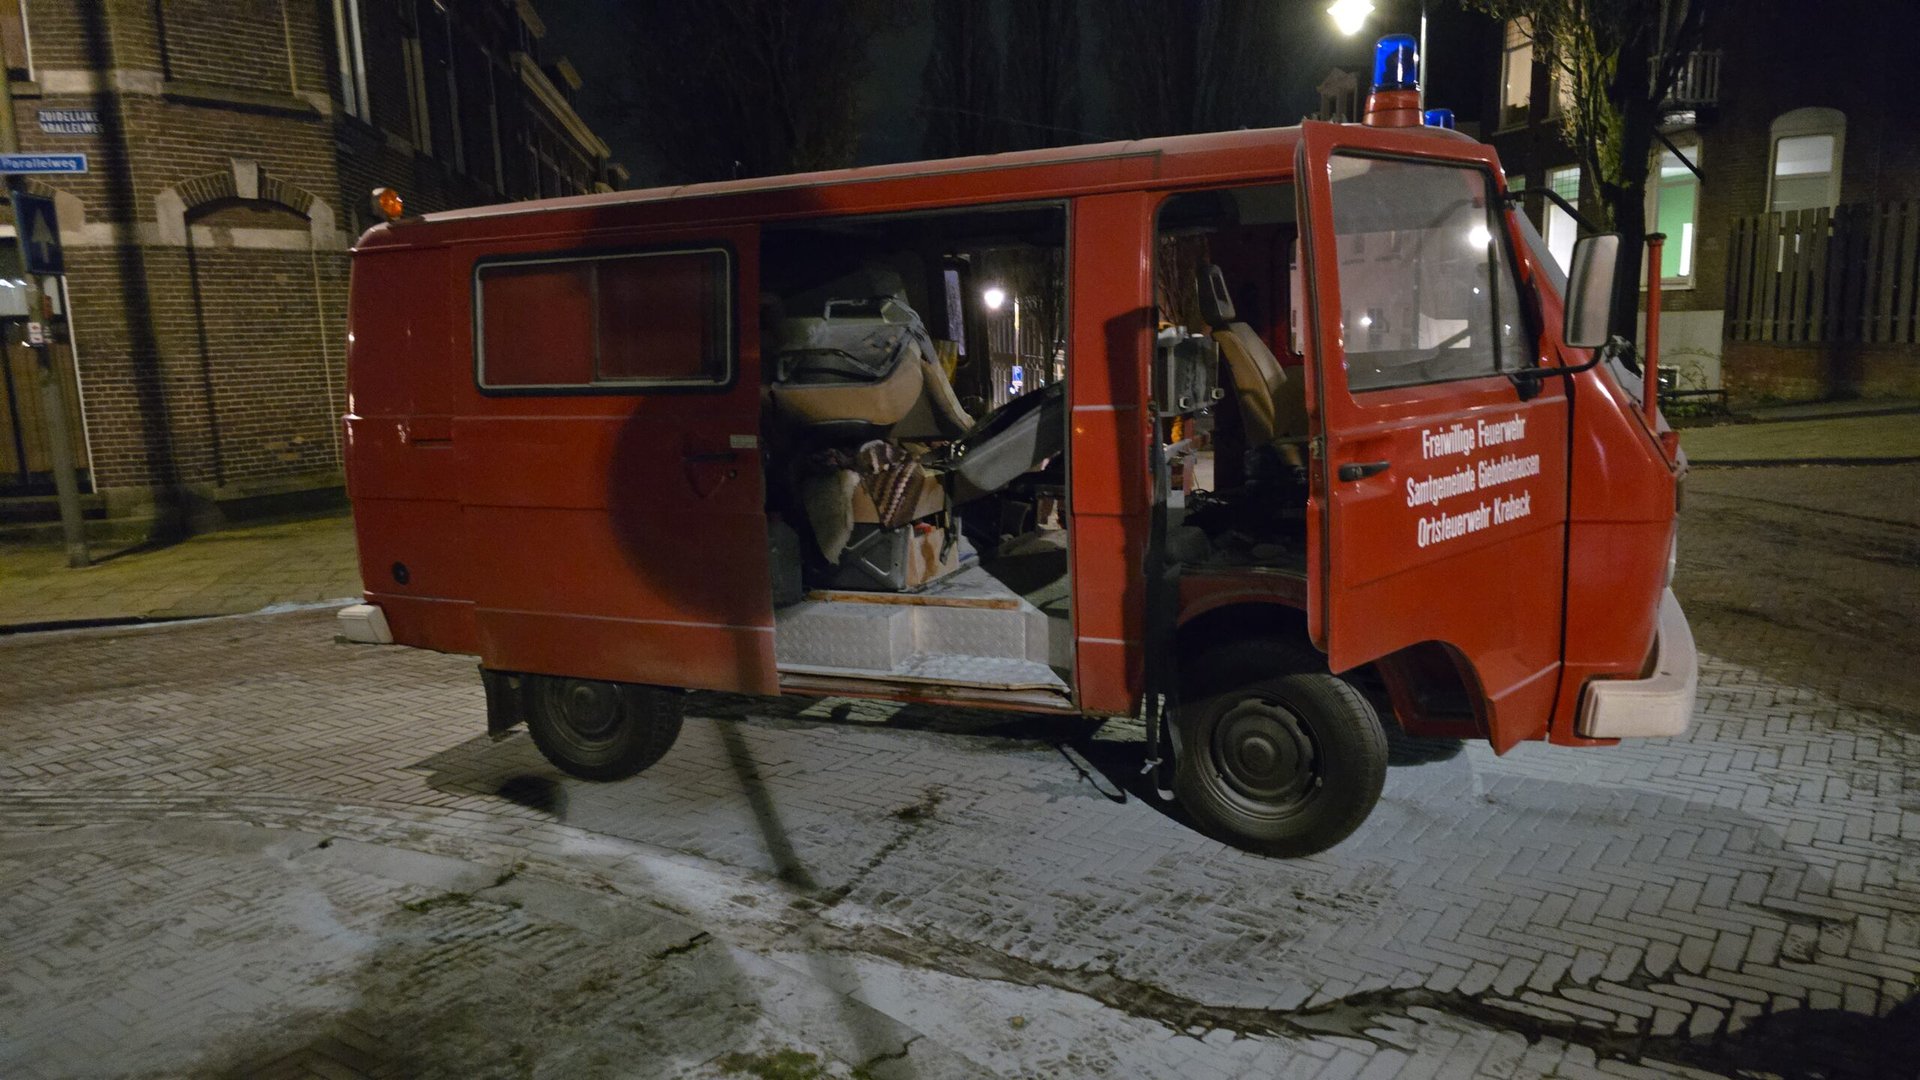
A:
11;192;63;275
0;153;88;175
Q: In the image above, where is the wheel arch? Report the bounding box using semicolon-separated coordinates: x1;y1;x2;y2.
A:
1176;600;1316;669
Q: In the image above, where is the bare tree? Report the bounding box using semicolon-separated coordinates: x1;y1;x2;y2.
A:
1003;1;1082;150
618;0;902;183
920;0;1004;158
1095;0;1276;138
1467;0;1713;338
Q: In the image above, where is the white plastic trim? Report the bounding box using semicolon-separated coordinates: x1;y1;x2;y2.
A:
336;603;393;645
1576;589;1697;739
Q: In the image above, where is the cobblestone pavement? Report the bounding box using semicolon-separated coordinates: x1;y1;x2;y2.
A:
0;514;360;630
2;468;1918;1079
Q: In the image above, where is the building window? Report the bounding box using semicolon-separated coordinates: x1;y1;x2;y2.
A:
331;0;370;122
1501;19;1534;127
1542;165;1581;274
490;61;509;191
1650;143;1700;285
420;0;461;169
475;249;733;390
1550;69;1576;118
1768;108;1845;213
2;0;33;80
400;0;433;155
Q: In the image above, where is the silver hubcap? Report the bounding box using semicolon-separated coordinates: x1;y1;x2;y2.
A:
1211;698;1318;808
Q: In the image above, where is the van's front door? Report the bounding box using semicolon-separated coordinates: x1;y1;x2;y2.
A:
460;225;777;696
1296;123;1569;751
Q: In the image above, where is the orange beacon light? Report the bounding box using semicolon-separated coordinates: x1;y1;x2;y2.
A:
371;187;404;223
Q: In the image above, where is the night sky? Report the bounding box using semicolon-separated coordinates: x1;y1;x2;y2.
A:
536;0;1498;187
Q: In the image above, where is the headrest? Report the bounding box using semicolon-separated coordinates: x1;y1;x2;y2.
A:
1198;264;1236;327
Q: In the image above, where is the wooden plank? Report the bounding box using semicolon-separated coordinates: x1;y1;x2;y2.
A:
0;346;22;482
805;588;1023;611
1873;202;1898;343
1836;205;1866;344
1785;210;1810;342
1760;213;1781;341
1806;207;1831;344
1857;204;1881;343
1725;217;1750;341
1896;200;1920;344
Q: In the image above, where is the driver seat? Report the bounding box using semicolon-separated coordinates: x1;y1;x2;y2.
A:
1198;264;1308;450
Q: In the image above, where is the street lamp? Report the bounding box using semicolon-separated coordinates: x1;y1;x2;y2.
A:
1328;0;1427;111
1327;0;1374;36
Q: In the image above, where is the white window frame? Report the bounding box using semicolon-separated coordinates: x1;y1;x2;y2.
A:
1500;18;1534;127
436;2;464;172
331;0;371;122
6;0;37;81
1542;165;1581;275
1767;107;1845;214
486;56;506;192
1646;140;1701;289
402;13;432;155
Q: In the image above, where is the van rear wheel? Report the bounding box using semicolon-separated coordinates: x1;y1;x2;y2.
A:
1174;640;1387;857
524;676;684;781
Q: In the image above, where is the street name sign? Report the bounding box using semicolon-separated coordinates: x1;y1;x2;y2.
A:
11;192;64;275
37;109;102;135
0;153;89;175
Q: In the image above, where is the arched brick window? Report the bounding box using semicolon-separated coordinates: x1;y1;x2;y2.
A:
1768;108;1846;214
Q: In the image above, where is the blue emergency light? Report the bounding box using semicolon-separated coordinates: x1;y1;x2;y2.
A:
1423;108;1455;129
1372;34;1419;93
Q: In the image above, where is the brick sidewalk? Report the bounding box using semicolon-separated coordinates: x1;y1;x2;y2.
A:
1679;410;1920;464
2;604;1915;1078
0;513;361;629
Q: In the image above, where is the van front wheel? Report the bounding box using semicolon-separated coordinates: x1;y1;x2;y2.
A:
1174;641;1387;857
524;676;684;781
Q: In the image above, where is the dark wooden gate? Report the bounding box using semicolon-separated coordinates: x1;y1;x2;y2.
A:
0;333;90;494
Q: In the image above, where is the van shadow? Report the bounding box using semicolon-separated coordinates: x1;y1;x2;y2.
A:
410;688;1470;858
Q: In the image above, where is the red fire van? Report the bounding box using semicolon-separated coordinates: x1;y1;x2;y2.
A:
339;40;1695;856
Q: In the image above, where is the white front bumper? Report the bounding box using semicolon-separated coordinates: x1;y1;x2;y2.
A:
1575;589;1698;739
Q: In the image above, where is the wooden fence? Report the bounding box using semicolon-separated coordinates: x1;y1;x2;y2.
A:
1726;200;1920;345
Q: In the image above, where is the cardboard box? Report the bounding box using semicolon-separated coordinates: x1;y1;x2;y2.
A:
849;469;949;525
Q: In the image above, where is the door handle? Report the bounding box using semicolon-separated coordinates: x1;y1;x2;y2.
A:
1337;460;1390;482
682;451;740;463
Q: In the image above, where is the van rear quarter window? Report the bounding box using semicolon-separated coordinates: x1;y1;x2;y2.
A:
475;248;731;390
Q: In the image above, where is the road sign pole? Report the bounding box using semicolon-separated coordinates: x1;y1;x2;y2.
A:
1;75;89;567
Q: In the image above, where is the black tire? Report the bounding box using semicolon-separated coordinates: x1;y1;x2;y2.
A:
1173;639;1388;858
523;675;684;781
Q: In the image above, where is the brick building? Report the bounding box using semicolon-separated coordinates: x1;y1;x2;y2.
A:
1484;0;1920;404
0;0;620;536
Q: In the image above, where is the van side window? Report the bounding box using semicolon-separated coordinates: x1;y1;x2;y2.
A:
1327;155;1527;391
475;248;731;390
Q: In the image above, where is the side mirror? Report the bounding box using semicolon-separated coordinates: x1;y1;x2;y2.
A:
1563;233;1620;349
